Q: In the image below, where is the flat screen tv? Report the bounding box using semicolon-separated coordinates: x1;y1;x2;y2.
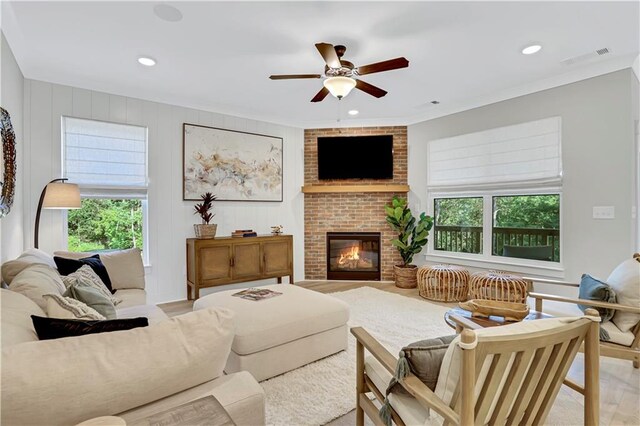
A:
317;135;393;180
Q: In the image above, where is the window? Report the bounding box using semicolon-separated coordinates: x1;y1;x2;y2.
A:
428;117;562;267
62;117;148;259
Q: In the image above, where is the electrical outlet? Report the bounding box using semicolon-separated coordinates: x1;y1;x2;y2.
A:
592;206;615;219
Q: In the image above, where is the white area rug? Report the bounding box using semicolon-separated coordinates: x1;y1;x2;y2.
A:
261;287;583;426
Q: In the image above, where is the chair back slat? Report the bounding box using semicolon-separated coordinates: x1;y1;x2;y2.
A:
474;353;512;424
489;350;536;424
533;336;585;424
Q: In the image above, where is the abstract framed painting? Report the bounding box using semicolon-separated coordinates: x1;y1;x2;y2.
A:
183;124;283;201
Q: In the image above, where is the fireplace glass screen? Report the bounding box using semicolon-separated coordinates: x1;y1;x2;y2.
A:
326;232;381;280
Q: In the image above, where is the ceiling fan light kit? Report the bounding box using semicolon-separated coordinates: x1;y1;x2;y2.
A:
269;42;409;102
323;76;356;99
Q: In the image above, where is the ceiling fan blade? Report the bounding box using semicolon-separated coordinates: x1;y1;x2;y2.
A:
315;43;342;69
356;57;409;75
355;79;387;98
269;74;322;80
311;87;330;103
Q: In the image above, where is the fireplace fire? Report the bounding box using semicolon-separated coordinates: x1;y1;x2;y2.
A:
327;232;381;280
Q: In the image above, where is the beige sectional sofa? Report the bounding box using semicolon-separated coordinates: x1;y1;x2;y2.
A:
1;249;265;426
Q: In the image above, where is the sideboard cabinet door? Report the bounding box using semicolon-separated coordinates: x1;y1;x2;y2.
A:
263;239;292;277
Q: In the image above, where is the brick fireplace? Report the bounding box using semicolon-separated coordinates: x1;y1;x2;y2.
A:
304;126;408;280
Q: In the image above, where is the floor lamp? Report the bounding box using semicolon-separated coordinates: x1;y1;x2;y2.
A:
34;178;81;249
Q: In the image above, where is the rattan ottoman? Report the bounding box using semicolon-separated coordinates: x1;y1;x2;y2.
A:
417;264;470;302
469;270;531;303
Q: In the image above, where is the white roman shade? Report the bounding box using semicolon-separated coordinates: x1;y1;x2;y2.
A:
427;117;562;190
63;117;148;198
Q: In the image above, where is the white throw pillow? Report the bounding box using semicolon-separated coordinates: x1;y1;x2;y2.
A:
608;256;640;332
61;265;121;306
8;264;66;311
43;293;106;321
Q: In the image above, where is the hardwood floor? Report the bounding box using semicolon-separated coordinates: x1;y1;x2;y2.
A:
158;280;640;425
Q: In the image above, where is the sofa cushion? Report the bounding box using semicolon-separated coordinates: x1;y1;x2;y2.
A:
62;265;121;305
1;308;235;426
608;255;640;332
0;289;45;347
54;249;145;290
578;274;616;322
116;304;168;324
55;255;114;293
193;284;350;355
8;264;66;311
1;249;56;285
31;315;149;340
44;293;105;320
64;280;117;320
114;289;147;308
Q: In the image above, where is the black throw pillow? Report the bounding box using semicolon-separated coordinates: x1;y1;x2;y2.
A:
54;254;114;293
31;315;148;340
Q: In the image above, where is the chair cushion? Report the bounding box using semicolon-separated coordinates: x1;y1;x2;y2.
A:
8;264;66;311
600;321;635;347
54;249;145;290
1;308;235;426
1;249;57;285
0;289;45;347
608;255;640;332
578;274;616;322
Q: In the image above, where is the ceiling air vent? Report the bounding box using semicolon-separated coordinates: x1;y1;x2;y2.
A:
561;48;611;66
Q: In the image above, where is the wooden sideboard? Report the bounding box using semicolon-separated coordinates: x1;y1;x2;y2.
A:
186;234;293;300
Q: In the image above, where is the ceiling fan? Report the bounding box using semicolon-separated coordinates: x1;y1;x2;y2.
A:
269;43;409;102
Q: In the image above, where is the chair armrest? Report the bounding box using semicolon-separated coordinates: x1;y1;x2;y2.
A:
529;292;640;314
449;314;483;331
351;326;397;374
522;277;580;288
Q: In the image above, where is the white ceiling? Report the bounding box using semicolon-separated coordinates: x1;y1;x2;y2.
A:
2;1;639;128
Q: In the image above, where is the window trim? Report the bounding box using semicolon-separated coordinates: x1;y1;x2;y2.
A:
426;187;564;276
61;116;150;265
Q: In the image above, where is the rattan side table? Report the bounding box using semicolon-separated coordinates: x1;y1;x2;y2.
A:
469;270;531;303
417;264;470;302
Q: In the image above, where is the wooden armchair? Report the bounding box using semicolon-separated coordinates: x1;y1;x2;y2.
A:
352;310;600;426
528;277;640;368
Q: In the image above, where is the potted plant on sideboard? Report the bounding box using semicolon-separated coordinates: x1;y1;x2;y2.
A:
385;196;434;288
193;192;218;239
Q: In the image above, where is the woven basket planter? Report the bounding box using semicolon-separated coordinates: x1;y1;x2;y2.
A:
417;264;470;302
469;270;531;303
194;224;217;239
394;265;418;289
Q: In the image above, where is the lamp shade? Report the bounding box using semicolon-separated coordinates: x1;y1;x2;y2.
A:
42;182;81;209
323;76;356;99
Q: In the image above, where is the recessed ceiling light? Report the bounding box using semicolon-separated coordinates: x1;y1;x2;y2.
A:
430;100;440;105
153;3;183;22
348;110;359;116
138;57;156;67
522;44;542;55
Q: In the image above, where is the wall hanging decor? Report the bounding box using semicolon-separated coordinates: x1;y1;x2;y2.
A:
0;107;17;218
183;124;283;202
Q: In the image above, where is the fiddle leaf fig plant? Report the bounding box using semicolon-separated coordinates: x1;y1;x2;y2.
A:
385;196;434;267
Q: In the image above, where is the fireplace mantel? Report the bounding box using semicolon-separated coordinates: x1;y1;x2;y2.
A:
301;184;410;194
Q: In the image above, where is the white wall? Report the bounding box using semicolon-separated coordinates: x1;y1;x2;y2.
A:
409;69;637;286
23;79;304;303
0;32;24;262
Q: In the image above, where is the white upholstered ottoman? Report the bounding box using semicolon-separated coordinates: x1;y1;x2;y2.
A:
193;284;350;382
